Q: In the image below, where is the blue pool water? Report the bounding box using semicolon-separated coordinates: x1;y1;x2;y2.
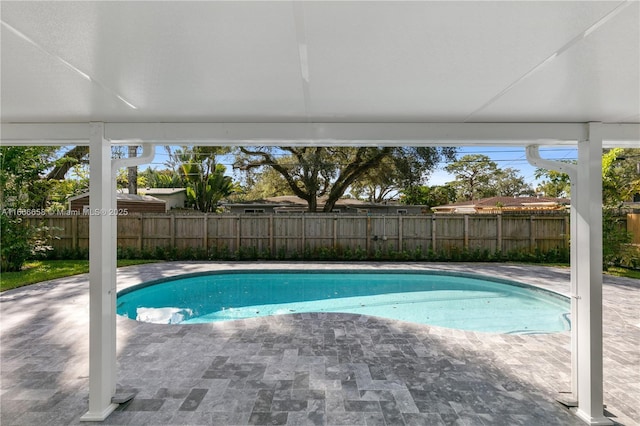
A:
116;271;570;334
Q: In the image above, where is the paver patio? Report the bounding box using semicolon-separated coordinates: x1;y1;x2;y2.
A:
1;262;638;425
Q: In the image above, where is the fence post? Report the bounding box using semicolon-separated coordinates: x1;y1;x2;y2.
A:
366;216;371;255
564;215;570;250
72;214;78;250
497;214;502;253
301;215;306;252
203;214;208;251
170;215;176;249
530;215;536;252
398;215;403;251
626;213;640;244
333;216;338;250
431;215;437;252
464;215;469;250
269;215;274;255
236;215;241;252
138;216;143;251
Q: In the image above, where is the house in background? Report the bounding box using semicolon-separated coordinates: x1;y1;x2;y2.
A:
432;196;570;214
622;192;640;213
68;192;166;214
222;195;425;214
120;188;187;211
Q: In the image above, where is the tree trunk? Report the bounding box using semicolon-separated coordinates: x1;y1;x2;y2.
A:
127;146;138;195
323;147;392;212
307;196;318;212
45;146;89;180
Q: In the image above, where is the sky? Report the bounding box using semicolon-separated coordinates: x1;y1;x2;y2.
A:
428;146;577;187
145;145;578;189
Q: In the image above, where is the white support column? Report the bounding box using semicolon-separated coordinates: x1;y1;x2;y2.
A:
569;179;578;400
574;123;611;425
525;145;578;401
81;123;119;421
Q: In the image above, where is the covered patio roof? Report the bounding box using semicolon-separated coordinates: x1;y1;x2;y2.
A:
1;1;639;425
1;1;638;128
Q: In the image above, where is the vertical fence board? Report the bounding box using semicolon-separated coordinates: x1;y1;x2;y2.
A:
239;215;269;254
534;216;568;251
143;215;171;250
627;213;640;245
117;215;142;249
273;216;303;255
304;216;333;251
335;216;367;252
437;215;465;252
78;216;90;249
468;216;498;252
367;216;399;254
48;216;73;250
502;215;534;253
207;215;237;253
174;216;205;249
400;216;431;252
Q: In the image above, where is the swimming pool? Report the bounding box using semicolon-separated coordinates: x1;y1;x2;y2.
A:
117;270;570;334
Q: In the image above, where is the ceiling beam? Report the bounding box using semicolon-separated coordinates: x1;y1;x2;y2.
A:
0;123;91;146
1;122;638;147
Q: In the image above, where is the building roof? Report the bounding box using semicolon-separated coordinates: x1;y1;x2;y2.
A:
68;192;166;204
266;195;369;208
432;196;569;212
224;196;358;208
119;188;186;196
224;195;414;210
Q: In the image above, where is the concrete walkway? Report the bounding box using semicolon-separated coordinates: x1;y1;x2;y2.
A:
1;262;638;425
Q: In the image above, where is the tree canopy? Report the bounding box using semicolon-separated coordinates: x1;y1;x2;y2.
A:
45;146;89;180
444;154;534;201
173;147;235;212
348;156;399;203
602;148;640;207
138;167;182;189
349;147;455;202
601;148;639;269
534;165;573;198
237;167;294;201
533;148;640;204
0;147;60;271
1;145;99;211
234;146;456;211
400;185;455;209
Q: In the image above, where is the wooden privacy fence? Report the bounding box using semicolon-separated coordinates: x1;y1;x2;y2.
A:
628;213;640;245
29;213;571;255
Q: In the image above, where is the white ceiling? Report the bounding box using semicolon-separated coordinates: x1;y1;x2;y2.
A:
1;1;639;125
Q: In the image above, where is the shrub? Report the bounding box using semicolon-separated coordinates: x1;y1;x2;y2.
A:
602;211;633;270
0;215;55;272
352;246;367;260
276;246;287;260
47;246;89;260
1;215;31;272
43;238;575;265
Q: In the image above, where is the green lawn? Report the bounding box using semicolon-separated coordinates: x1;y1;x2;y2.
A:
509;262;640;280
605;266;640;280
0;259;158;292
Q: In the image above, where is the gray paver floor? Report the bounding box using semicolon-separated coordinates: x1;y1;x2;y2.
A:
1;262;638;425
